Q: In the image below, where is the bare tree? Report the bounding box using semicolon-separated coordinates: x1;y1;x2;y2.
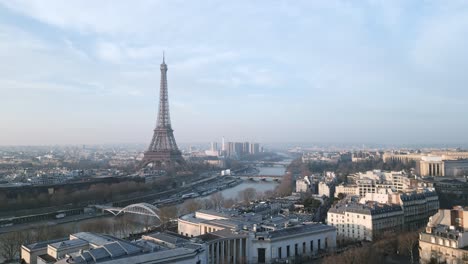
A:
180;199;202;214
398;232;419;264
322;243;383;264
222;198;236;208
200;198;214;210
210;192;225;210
275;172;293;197
263;190;276;199
158;206;178;230
143;215;152;232
238;188;257;205
33;225;70;242
0;230;33;262
111;215;132;238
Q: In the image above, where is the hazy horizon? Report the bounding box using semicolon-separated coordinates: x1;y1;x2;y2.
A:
1;1;468;145
1;141;467;151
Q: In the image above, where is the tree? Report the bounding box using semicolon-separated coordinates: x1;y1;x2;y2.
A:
263;190;276;199
373;232;397;257
158;206;178;230
322;245;383;264
0;230;33;262
337;193;346;200
238;188;257;205
180;199;202;214
275;172;293;197
142;215;152;232
398;232;419;264
303;197;321;211
210;192;225;210
112;215;132;238
200;198;215;210
222;198;236;208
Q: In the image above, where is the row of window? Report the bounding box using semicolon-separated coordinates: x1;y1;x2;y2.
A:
276;238;328;259
329;213;366;220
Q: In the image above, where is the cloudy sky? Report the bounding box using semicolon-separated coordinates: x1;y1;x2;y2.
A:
0;1;467;146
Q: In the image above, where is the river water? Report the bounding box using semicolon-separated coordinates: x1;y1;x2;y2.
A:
217;166;286;199
218;182;278;199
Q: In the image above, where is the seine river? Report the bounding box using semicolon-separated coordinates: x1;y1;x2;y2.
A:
217;165;286;199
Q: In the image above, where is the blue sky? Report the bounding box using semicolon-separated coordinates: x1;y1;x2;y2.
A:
0;1;467;146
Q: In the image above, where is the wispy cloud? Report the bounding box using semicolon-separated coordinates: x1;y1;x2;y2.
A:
1;1;468;144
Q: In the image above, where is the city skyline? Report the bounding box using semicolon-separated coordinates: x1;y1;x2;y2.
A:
1;1;468;145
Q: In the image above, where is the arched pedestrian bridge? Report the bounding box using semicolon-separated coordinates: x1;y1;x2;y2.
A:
99;203;161;221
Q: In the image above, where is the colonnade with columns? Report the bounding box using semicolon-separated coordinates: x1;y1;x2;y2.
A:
420;161;445;176
207;237;247;264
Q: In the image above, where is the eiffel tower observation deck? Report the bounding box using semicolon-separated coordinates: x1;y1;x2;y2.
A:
142;54;184;168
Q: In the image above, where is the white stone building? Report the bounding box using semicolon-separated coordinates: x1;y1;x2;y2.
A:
295;176;311;193
383;151;468;177
344;170;412;198
327;201;404;242
419;206;468;264
179;209;337;263
318;182;334;198
248;224;336;263
334;184;359;198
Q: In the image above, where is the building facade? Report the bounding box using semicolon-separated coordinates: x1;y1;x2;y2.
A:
383;151;468;177
327;201;404;242
248;224;336;263
318;182;334;198
334;184;359;198
296;177;310;193
179;209;337;263
419;206;468;264
390;190;440;231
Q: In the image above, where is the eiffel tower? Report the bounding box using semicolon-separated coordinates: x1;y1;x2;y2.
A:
142;54;184;168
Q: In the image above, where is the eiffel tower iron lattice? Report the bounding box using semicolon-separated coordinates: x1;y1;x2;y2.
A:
141;55;184;168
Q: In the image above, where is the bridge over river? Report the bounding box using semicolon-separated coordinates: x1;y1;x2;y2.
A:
234;163;287;182
236;175;283;182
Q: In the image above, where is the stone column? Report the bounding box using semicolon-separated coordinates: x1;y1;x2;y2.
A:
221;241;225;264
209;244;213;264
239;238;243;264
233;239;237;264
227;239;231;264
212;243;215;264
216;242;220;264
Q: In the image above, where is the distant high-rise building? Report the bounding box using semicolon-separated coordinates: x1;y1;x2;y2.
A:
226;142;234;157
222;137;225;151
141;55;184;168
224;141;261;158
242;142;249;154
226;142;242;158
249;143;260;154
234;142;243;156
210;142;218;152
